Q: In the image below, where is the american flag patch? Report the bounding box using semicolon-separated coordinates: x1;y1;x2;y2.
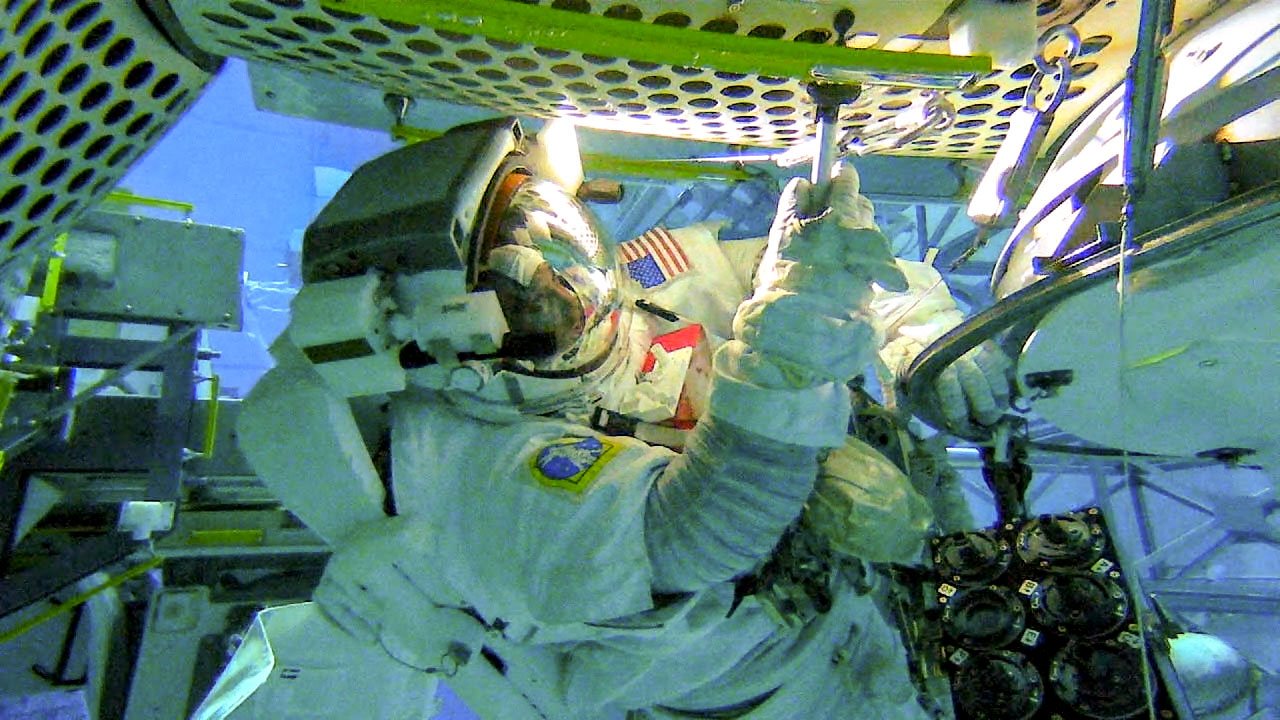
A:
619;227;690;289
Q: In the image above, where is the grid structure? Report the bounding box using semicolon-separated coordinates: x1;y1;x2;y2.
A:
1;0;212;262
165;0;1217;160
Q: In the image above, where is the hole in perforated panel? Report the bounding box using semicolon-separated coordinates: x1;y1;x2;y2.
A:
722;85;752;99
40;42;71;76
681;80;711;93
0;186;26;212
617;102;644;112
351;27;390;45
533;46;570;59
597;70;627;83
638;75;669;89
267;26;305;42
604;4;641;20
963;83;999;99
1080;35;1111;56
538;91;567;102
715;71;747;81
1003;86;1027;102
407;38;442;55
456;48;493;64
505;56;537;71
143;124;163;142
879;99;911;111
748;24;785;39
82;19;113;51
628;60;659;71
266;0;304;8
380;18;418;33
702;17;737;34
58;63;89;93
27;192;54;219
11;227;40;251
695;110;719;118
67;167;92;192
770;117;796;126
294;15;335;33
36;104;68;133
552;0;590;10
243;35;281;49
125;61;154;89
58;121;88;148
606;87;637;99
378;51;412;66
79;82;109;111
952;131;979;140
430;61;462;74
323;38;360;54
319;4;362;21
1037;0;1062;14
728;101;754;112
65;2;102;31
1;73;27;105
436;29;473;44
103;36;134;66
1010;63;1036;80
958;102;993;115
103;98;132;125
520;75;553;88
106;143;133;167
299;46;335;60
551;63;582;77
653;11;691;28
582;54;613;65
202;12;248;29
15;1;41;33
762;89;793;101
954;119;984;129
996;105;1018;117
1071;61;1098;78
24;21;54;58
16;89;45;121
83;135;111;160
0;132;20;160
125;112;152;136
795;28;833;44
53;199;79;223
672;65;700;76
1065;84;1086;99
0;223;10;244
231;1;276;20
478;68;508;81
765;105;794;116
13;146;43;175
650;92;677;104
151;73;179;99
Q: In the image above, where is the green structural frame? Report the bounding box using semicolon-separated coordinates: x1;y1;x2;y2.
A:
322;0;991;89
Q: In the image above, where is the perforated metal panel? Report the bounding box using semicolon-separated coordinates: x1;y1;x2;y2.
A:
168;0;1221;160
1;1;213;266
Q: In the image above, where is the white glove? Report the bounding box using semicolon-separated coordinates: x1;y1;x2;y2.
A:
874;261;1012;429
732;166;907;388
311;517;484;672
802;436;933;564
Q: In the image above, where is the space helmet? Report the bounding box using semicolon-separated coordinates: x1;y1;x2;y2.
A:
301;117;627;416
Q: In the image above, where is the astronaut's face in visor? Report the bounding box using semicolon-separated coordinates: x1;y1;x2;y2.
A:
475;174;621;372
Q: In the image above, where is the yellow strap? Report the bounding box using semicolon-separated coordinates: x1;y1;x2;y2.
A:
39;233;69;313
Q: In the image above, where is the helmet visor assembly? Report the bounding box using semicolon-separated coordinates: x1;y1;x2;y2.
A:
475;171;623;379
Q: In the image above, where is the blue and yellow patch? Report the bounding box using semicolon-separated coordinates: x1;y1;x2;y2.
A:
530;435;621;493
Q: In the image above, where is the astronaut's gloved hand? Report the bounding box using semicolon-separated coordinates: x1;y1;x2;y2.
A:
731;165;907;389
874;260;1012;429
312;517;483;672
802;435;933;565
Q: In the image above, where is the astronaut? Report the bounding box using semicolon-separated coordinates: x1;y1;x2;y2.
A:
194;117;1010;720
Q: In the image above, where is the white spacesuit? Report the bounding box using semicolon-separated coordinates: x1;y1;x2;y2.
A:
193;118;1010;720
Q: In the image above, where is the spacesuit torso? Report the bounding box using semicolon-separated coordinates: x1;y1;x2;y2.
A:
378;222;927;719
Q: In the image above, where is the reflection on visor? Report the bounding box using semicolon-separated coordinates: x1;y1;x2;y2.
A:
477;176;620;374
